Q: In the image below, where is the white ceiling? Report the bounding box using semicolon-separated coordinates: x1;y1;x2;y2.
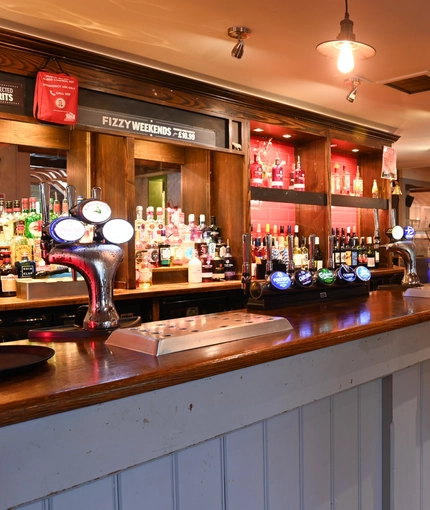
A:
0;0;429;171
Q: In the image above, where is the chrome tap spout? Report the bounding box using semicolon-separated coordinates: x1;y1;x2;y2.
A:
48;243;123;329
385;240;421;286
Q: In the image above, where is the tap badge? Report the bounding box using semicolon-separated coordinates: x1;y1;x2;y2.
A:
403;225;415;240
270;271;292;290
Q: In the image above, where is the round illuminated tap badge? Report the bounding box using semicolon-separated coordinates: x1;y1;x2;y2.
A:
49;217;86;243
81;200;112;224
102;219;134;244
294;269;313;288
403;225;415;240
269;271;292;290
391;225;404;241
355;265;371;282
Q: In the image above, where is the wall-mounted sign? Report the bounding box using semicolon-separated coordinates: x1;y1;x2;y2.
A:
77;106;217;146
0;81;24;107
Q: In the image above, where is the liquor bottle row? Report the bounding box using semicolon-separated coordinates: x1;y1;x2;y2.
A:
250;224;380;279
135;206;236;287
250;154;306;191
331;164;380;198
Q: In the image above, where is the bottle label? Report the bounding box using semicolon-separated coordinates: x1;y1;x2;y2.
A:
1;274;17;292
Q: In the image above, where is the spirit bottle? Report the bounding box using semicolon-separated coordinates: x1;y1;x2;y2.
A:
15;252;36;279
188;249;202;283
353;166;363;197
271;158;284;189
293;235;302;268
332;164;341;194
10;221;31;265
135;250;152;288
366;237;376;268
250;153;263;187
294;156;305;191
0;251;17;297
223;243;235;280
300;236;309;269
342;166;351;195
372;179;379;198
135;206;145;250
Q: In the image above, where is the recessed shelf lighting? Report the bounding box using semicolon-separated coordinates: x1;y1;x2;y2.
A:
253;128;264;132
283;134;292;139
352;149;359;152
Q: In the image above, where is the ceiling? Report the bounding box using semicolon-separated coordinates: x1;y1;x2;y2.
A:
0;1;429;171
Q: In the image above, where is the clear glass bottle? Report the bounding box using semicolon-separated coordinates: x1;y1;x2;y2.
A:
293;235;302;268
188;249;202;283
135;205;145;250
300;236;309;269
372;179;379;198
342;166;351;195
135;250;153;288
353;166;363;197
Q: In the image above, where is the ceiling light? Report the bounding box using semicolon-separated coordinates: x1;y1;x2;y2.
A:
228;27;251;59
316;0;376;74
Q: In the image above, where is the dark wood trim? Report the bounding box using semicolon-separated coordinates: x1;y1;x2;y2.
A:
0;28;399;146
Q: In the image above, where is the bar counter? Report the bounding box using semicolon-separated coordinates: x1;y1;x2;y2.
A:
1;288;428;428
3;287;430;510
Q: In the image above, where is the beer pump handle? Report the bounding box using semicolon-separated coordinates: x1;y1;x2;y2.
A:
66;185;76;215
265;234;273;276
309;234;316;271
241;233;252;292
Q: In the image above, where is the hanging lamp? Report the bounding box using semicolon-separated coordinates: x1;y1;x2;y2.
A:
316;0;376;74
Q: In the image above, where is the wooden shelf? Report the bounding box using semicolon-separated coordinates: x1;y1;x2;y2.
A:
331;195;389;210
250;187;327;206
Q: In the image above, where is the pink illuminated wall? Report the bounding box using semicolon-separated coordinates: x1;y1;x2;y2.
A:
250;136;360;235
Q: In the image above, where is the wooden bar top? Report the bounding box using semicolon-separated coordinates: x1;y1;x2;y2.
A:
1;288;429;428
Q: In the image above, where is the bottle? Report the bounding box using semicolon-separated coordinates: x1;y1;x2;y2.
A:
145;206;156;238
289;164;295;190
53;192;61;217
223;243;235;280
135;250;153;288
144;231;160;267
156;207;165;235
10;221;31;265
271;158;284;189
351;238;359;268
15;252;36;279
300;236;309;269
373;235;380;268
158;230;171;267
293;235;302;268
61;198;69;216
332;164;341;194
200;244;213;283
0;251;17;297
250;153;263;187
25;198;42;240
294;156;305;191
342;166;351;195
372;179;379;198
366;237;376;268
211;247;225;282
314;237;324;270
135;206;145;250
188;249;202;283
353;166;363;197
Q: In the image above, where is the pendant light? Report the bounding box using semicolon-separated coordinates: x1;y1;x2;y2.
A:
316;0;376;74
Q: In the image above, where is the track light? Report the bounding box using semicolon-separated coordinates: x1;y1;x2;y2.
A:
228;27;250;59
316;0;376;74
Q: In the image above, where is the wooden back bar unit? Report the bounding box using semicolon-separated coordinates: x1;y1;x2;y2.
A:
0;28;399;292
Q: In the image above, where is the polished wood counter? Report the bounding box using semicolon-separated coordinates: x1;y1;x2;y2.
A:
1;288;429;428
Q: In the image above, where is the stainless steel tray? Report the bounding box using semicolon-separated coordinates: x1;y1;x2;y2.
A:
106;311;293;355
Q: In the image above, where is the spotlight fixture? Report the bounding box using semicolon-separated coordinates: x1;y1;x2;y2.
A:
316;0;376;74
228;26;250;59
346;77;361;103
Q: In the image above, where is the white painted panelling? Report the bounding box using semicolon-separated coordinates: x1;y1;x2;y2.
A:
3;321;430;509
119;456;174;510
175;437;223;510
423;360;430;509
50;475;117;510
392;365;421;510
301;397;331;510
15;503;45;510
332;388;359;510
265;409;301;510
224;423;265;510
358;380;382;509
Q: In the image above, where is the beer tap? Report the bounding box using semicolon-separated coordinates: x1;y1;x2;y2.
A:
241;233;252;293
287;234;295;274
265;234;273;277
39;182;53;262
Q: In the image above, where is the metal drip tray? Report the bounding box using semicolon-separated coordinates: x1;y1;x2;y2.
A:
106;311;293;356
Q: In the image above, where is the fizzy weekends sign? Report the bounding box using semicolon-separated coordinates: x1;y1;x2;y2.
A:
77;106;216;146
